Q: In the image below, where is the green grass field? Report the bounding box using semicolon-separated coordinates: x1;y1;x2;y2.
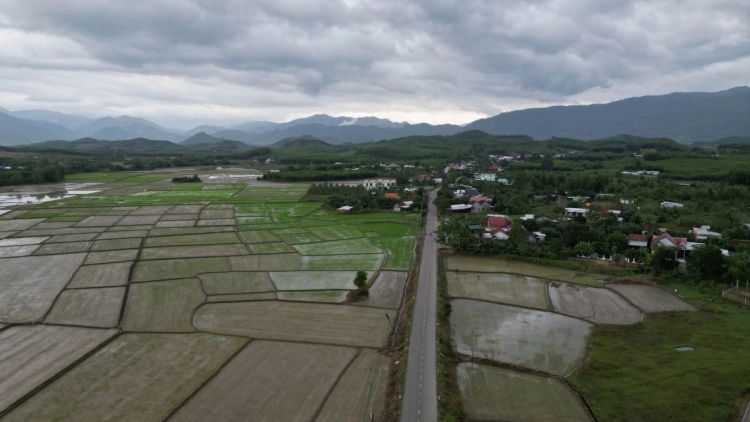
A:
568;298;750;422
369;236;416;270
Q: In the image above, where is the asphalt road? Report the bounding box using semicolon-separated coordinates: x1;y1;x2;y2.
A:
400;189;438;422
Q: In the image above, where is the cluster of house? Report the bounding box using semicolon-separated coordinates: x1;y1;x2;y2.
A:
444;161;475;173
449;186;495;214
469;214;545;242
628;226;726;261
363;178;397;190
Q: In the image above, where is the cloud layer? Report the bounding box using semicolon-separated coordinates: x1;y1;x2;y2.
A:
1;0;749;128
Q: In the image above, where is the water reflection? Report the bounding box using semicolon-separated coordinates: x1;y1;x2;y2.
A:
0;183;102;207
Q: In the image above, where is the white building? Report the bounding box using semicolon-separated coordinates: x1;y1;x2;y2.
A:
661;201;684;208
565;208;590;217
692;226;722;242
363;178;397;190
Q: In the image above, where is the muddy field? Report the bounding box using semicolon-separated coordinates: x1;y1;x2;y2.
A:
457;363;592;422
2;333;247;422
45;287;126;327
446;256;610;286
447;271;549;310
607;284;697;313
194;301;395;347
124;279;205;332
451;299;593;376
549;282;643;324
168;340;357;422
353;271;407;309
0;254;87;323
0;325;117;413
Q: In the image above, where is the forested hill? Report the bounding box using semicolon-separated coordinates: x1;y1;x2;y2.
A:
466;87;750;143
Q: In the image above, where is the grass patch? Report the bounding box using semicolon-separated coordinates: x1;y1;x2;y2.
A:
370;236;416;271
568;298;750;422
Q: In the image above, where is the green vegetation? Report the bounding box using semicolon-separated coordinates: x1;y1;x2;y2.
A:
568;298;750;422
171;174;201;183
353;270;369;298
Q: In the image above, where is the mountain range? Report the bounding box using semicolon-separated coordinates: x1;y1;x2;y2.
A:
2;87;750;146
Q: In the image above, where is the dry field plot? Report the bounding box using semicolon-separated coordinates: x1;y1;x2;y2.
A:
169;340;357;422
352;271;407;309
0;236;48;246
607;284;697;313
0;325;117;413
0;253;86;323
237;230;280;243
68;262;132;288
133;257;231;281
124;279;206;332
549;282;642;324
207;292;277;302
276;290;350;303
194;301;395;347
84;249;139;264
140;244;248;260
198;272;275;294
315;349;391;422
0;244;39;257
451;299;593;376
446;256;611;286
269;270;372;290
45;287;126;327
457;363;592;422
3;333;247;422
447;271;549;310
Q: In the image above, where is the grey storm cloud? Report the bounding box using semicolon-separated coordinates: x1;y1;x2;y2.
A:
0;0;749;126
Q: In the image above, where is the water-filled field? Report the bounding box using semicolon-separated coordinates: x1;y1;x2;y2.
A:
0;169;417;420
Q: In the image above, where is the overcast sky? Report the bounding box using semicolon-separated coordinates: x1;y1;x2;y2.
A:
1;0;749;129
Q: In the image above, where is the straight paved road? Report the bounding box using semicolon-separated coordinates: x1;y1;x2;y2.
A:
400;189;438;422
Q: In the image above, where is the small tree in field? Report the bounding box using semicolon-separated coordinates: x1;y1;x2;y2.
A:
354;270;369;297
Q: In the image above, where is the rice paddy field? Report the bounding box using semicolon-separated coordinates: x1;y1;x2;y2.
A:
0;169;417;421
444;255;750;422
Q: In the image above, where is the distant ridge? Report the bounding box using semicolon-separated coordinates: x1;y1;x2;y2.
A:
270;135;332;149
3;87;750;145
181;132;228;146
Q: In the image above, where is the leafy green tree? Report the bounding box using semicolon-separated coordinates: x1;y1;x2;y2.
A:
686;244;725;285
652;247;678;273
574;241;594;257
354;270;369;297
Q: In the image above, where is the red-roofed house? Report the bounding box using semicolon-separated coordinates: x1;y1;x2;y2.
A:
628;234;648;248
488;164;502;172
469;196;489;204
482;214;512;229
651;232;687;250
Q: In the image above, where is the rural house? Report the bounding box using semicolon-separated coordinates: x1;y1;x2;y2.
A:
628;234;648;248
565;208;590;218
393;201;414;212
620;197;636;205
661;201;683;208
363;178;397;190
337;205;353;214
692;226;722;242
449;204;472;213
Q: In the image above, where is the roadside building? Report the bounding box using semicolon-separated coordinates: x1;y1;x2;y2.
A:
337;206;353;214
692;226;722;242
393;201;414;212
449;204;472;213
564;208;590;218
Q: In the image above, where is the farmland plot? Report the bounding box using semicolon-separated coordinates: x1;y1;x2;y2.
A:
0;236;48;246
228;253;300;271
446;256;610;286
307;225;364;240
369;236;416;270
269;271;373;290
169;341;357;422
194;301;395;347
124;279;205;332
301;254;385;271
549;282;642;324
133;258;231;281
358;222;417;237
294;238;382;255
91;237;143;251
451;299;593;376
315;349;391;422
144;232;240;247
67;262;132;288
74;215;122;227
149;226;235;237
0;254;86;323
352;271;407;309
245;242;296;254
457;363;592;422
34;241;92;255
85;249;139;264
0;325;117;413
141;244;248;260
0;244;40;257
2;333;247;422
96;229;149;240
0;218;45;231
276;231;323;244
447;272;549;310
45;287;126;327
236;230;280;243
207;292;277;302
198;272;275;295
276;290;350;303
607;284;697;313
